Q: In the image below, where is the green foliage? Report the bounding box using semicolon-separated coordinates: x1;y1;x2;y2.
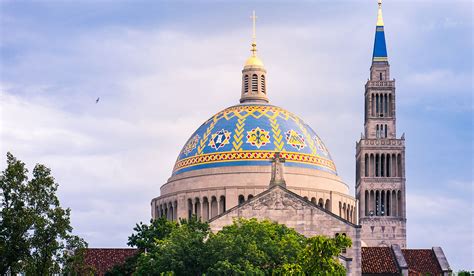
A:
135;216;210;276
127;217;177;251
125;217;351;275
205;218;306;274
297;234;351;275
457;271;472;276
0;152;87;275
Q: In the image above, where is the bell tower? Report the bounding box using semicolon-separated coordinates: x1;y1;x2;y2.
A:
356;0;407;248
240;11;269;104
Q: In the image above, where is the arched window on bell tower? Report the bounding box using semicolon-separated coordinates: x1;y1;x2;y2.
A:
251;74;258;93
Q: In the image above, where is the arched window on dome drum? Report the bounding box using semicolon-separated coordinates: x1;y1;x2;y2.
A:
210;196;218;219
244;75;249;93
325;199;330;211
318;198;324;208
251;74;258;93
174;201;178;221
261;75;266;94
248;194;254;200
339;202;342;217
311;197;317;205
202;197;209;221
219;196;226;214
238;195;245;205
303;196;309;201
194;198;201;219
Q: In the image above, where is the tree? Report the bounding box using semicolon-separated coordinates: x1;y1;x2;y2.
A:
127;217;351;275
135;216;210;276
205;218;306;275
127;217;177;251
0;153;32;275
0;152;87;275
297;234;352;275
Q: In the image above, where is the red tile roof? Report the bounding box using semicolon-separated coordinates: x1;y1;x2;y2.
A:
361;247;399;274
402;249;442;275
84;248;139;276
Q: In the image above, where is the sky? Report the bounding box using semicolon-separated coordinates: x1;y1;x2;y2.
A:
0;0;472;271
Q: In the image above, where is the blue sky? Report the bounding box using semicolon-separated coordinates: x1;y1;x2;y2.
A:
1;0;472;271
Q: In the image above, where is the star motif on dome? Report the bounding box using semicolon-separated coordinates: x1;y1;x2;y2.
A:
313;135;329;156
246;127;271;149
285;130;306;150
182;134;200;156
208;129;231;150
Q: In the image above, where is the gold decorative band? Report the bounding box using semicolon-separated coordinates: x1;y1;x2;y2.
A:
173;151;336;174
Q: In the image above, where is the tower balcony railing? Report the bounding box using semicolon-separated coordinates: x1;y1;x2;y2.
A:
365;80;395;88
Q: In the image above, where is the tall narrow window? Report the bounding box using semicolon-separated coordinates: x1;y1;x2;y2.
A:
388;94;392;116
385;124;388;138
252;74;258;93
371;94;375;116
379;72;383;80
376;125;379;138
375;154;380;177
244;75;249;93
364;154;369;177
375;94;379;114
261;75;266;94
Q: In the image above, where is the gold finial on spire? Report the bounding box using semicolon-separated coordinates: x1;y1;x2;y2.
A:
250;10;258;56
244;10;264;67
377;0;384;26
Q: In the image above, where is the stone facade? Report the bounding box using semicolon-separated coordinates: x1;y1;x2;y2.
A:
355;50;407;249
209;185;362;275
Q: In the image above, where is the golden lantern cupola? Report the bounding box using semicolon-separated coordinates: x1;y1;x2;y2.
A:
240;11;269;103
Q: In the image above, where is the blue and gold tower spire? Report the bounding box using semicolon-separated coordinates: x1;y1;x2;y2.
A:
372;0;388;63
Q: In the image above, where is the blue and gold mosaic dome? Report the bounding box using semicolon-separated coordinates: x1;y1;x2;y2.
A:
173;104;337;176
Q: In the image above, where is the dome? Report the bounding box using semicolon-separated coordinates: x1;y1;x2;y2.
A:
244;55;264;67
173;103;336;176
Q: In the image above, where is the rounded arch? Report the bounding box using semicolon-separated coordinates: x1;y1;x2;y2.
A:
219;195;226;214
251;74;258;93
210;196;218;219
318;198;324;208
325;199;330;211
244;75;249;93
238;194;245;205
